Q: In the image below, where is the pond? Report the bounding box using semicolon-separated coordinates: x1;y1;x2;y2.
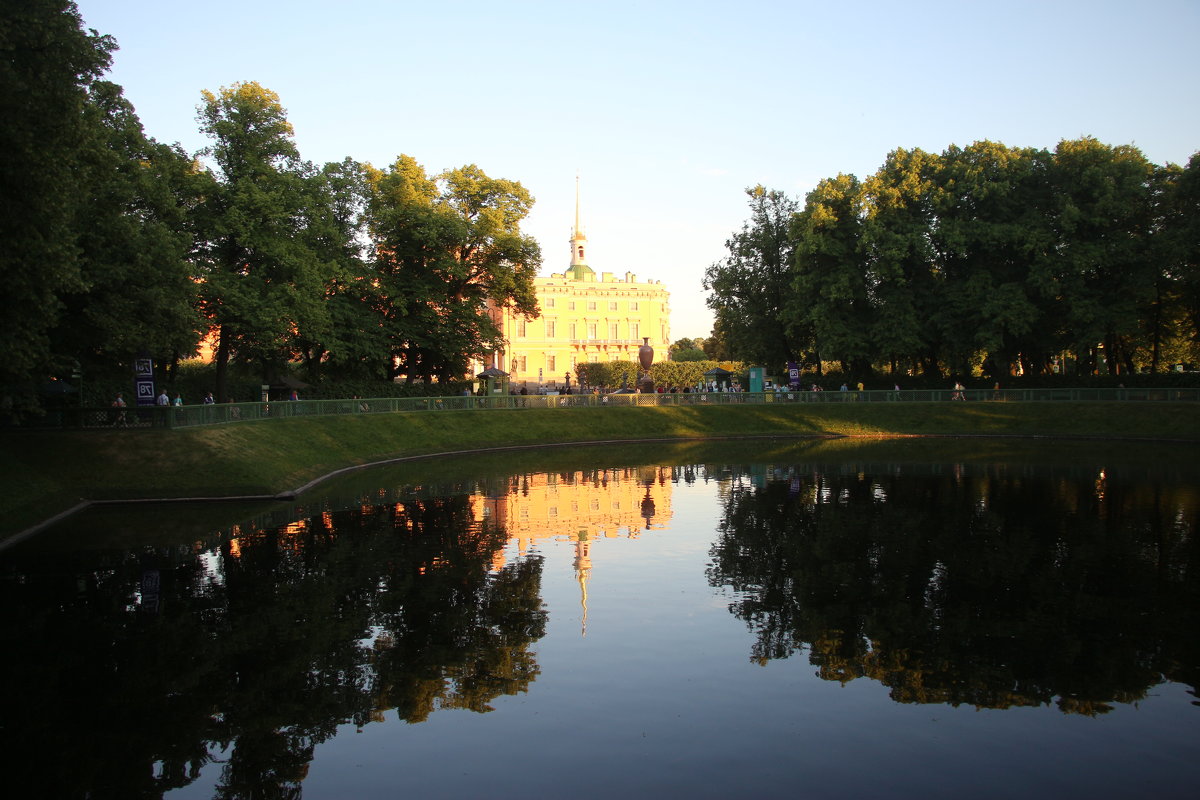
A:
2;439;1197;799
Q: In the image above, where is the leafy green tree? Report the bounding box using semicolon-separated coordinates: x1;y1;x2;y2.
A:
671;337;697;353
1048;138;1157;375
859;147;946;376
365;156;540;383
931;141;1061;377
289;158;382;381
1145;153;1200;371
50;81;205;383
701;331;731;360
669;337;707;362
672;347;707;362
0;0;114;402
789;174;873;376
704;186;801;368
195;82;332;401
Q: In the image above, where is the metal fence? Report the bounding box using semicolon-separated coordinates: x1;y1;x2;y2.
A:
23;386;1199;431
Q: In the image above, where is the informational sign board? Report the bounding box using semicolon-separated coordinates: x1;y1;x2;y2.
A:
134;358;155;407
788;361;800;390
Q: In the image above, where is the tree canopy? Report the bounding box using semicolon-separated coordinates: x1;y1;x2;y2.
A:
704;186;801;368
363;156;541;383
1;0;116;401
710;140;1199;379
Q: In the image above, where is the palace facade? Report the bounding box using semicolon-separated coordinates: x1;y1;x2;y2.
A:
488;183;670;389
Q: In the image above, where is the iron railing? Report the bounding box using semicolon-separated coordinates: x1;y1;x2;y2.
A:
19;386;1199;431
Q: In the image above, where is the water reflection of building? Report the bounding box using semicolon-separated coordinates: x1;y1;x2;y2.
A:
471;466;675;634
474;467;672;549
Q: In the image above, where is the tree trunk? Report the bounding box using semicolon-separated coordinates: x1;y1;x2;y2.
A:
1149;281;1163;374
1103;334;1117;375
305;346;325;382
214;324;231;404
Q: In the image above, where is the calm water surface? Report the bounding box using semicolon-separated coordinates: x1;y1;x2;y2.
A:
2;440;1197;799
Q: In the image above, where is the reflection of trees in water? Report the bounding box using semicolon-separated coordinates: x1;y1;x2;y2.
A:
0;495;546;799
706;463;1199;714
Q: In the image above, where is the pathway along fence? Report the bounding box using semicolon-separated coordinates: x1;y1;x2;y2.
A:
24;386;1200;431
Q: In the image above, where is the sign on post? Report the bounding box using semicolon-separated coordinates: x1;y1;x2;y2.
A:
134;358;155;407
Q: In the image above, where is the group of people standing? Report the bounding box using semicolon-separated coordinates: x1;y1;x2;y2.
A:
153;390;186;407
133;390;219;407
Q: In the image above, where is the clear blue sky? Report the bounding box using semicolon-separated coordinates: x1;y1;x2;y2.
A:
77;0;1200;339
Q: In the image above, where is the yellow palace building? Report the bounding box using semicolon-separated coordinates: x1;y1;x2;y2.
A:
489;181;670;389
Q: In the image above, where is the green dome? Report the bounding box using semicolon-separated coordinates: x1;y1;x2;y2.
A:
566;263;595;281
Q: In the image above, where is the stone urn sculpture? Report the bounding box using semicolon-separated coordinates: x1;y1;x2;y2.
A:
637;337;655;393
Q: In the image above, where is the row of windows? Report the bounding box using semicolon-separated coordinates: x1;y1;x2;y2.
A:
545;298;642;312
515;320;642;340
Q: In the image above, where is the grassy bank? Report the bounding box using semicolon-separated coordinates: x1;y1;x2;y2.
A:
2;402;1197;540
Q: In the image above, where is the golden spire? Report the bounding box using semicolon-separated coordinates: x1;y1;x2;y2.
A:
569;173;588;269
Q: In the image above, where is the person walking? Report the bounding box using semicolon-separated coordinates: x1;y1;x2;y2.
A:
111;392;127;426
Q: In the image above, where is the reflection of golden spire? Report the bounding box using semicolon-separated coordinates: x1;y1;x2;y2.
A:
573;533;591;637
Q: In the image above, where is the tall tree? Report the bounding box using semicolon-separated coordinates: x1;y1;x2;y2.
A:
1049;138;1156;375
289;158;379;381
365;156;541;383
0;0;114;403
1149;153;1200;371
50;80;205;381
932;141;1060;377
860;147;945;376
789;174;872;376
704;186;800;368
195;82;331;400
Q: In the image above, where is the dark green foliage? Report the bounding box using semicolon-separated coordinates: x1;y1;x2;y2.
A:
55;81;205;372
715;139;1200;379
0;1;115;398
364;157;541;384
704;186;803;367
195;82;334;401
